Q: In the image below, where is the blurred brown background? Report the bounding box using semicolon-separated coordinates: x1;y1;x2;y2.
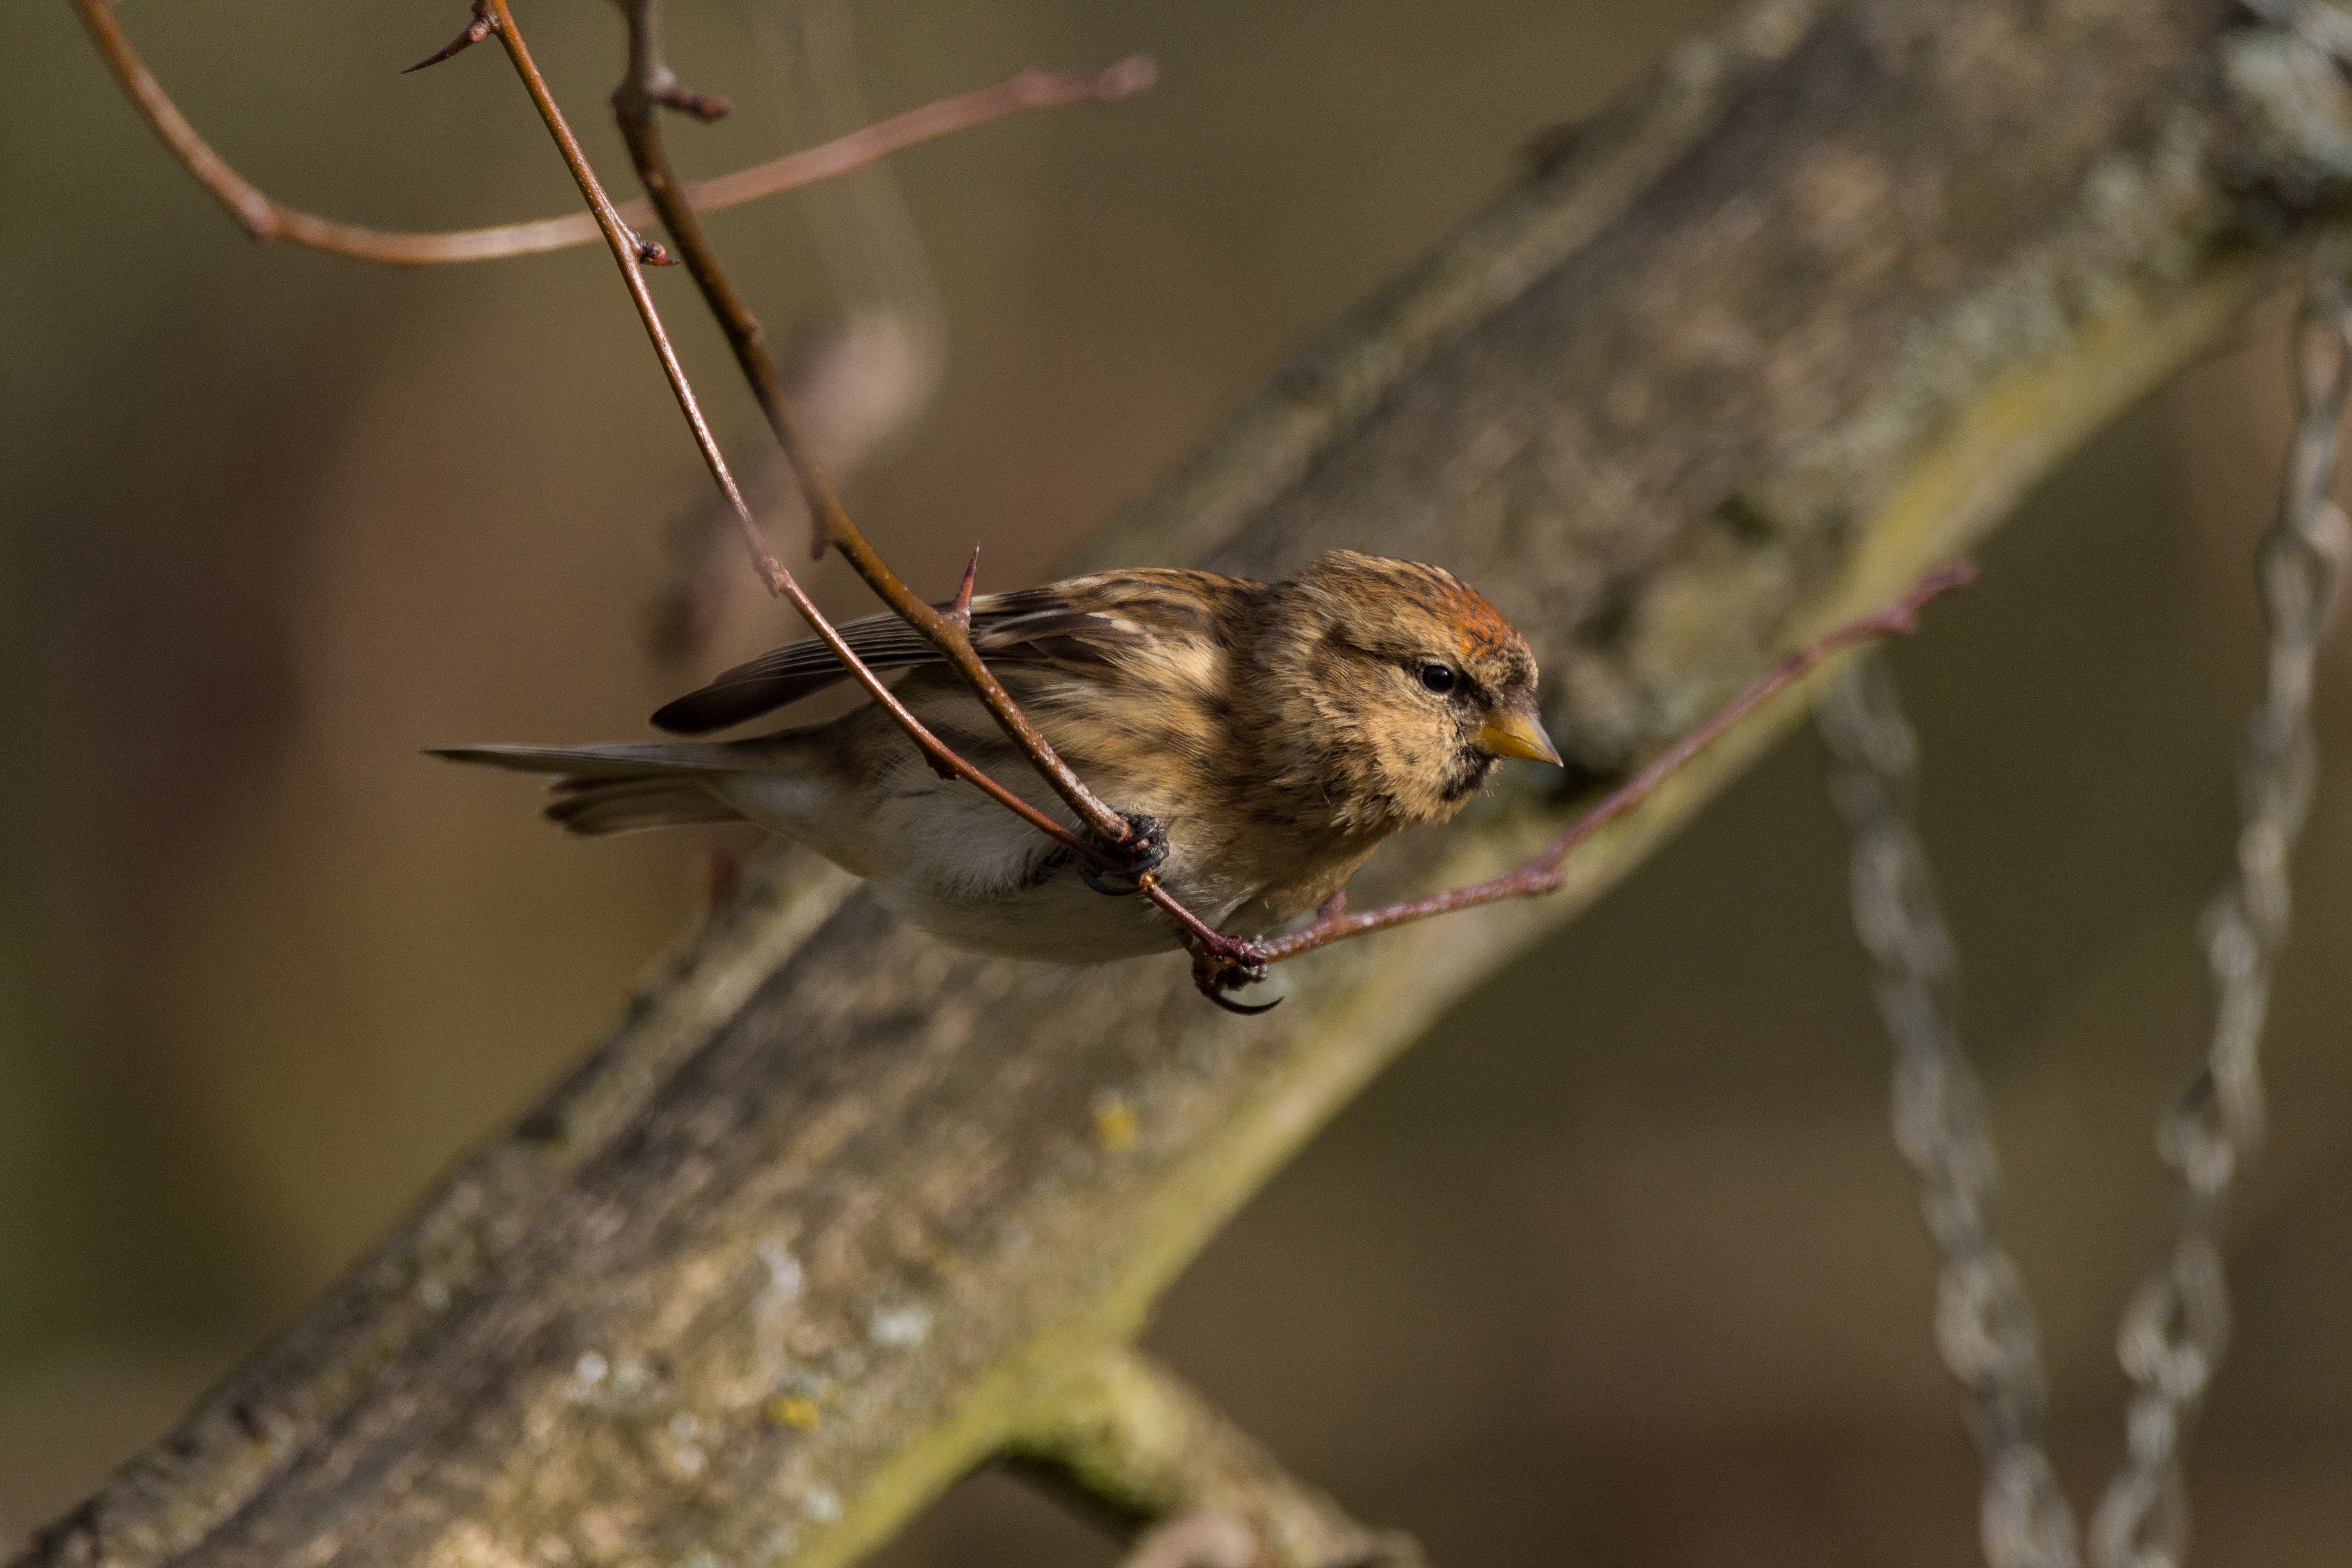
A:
4;2;2349;1564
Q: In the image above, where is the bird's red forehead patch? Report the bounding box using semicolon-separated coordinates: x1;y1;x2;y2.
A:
1443;584;1521;657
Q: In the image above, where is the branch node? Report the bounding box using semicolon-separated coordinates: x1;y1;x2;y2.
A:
632;229;676;266
655;82;732;122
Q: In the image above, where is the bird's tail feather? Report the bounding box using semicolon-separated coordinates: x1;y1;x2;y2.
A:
547;776;741;835
430;742;750;837
429;741;748;778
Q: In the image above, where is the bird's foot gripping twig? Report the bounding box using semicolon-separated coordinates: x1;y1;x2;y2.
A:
1081;814;1172;896
1132;882;1276;1013
1188;940;1277;1016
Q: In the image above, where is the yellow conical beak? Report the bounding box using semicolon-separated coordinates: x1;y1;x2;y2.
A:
1474;706;1563;766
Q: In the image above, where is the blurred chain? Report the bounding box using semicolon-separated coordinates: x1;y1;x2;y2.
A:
2240;0;2352;60
2085;234;2352;1568
1818;656;2080;1568
1819;231;2352;1568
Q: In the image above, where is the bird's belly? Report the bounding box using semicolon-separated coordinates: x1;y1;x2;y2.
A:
841;768;1202;962
882;871;1189;964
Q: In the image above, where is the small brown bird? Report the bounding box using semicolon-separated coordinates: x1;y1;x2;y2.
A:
436;550;1559;964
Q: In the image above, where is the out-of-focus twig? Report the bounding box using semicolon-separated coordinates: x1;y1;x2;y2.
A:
610;0;1153;861
644;310;942;667
467;0;1114;864
1012;1348;1425;1568
66;0;1151;267
648;1;951;669
1115;1514;1260;1568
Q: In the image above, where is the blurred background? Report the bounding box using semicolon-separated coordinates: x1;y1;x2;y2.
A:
3;2;2349;1564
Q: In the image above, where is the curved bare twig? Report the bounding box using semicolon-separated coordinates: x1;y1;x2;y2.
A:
67;0;1151;266
467;0;1129;866
608;0;1152;862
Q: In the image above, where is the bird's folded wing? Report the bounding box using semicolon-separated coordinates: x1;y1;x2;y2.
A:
649;587;1149;734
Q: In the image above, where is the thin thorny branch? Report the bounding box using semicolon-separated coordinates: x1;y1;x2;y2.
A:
449;0;1150;876
608;0;1158;865
85;0;1979;1014
67;0;1151;267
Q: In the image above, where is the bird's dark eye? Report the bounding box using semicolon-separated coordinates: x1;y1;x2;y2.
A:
1417;662;1458;695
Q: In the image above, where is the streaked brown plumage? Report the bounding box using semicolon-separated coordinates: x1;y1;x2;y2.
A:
437;550;1559;963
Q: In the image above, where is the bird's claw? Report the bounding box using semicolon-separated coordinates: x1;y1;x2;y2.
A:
1207;987;1281;1016
1191;940;1278;1015
1080;811;1170;896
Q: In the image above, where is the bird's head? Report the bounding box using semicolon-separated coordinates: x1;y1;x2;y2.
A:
1252;550;1559;835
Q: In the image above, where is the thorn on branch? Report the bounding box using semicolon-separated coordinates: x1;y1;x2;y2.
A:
403;4;496;74
948;545;981;628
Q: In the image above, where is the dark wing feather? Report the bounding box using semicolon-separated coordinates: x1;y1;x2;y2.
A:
648;588;1154;735
650;610;951;733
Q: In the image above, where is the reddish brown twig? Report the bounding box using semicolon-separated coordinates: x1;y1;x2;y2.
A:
1178;563;1983;1008
473;0;1111;862
681;56;1153;216
609;0;1149;860
91;0;1967;1010
67;0;1151;267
